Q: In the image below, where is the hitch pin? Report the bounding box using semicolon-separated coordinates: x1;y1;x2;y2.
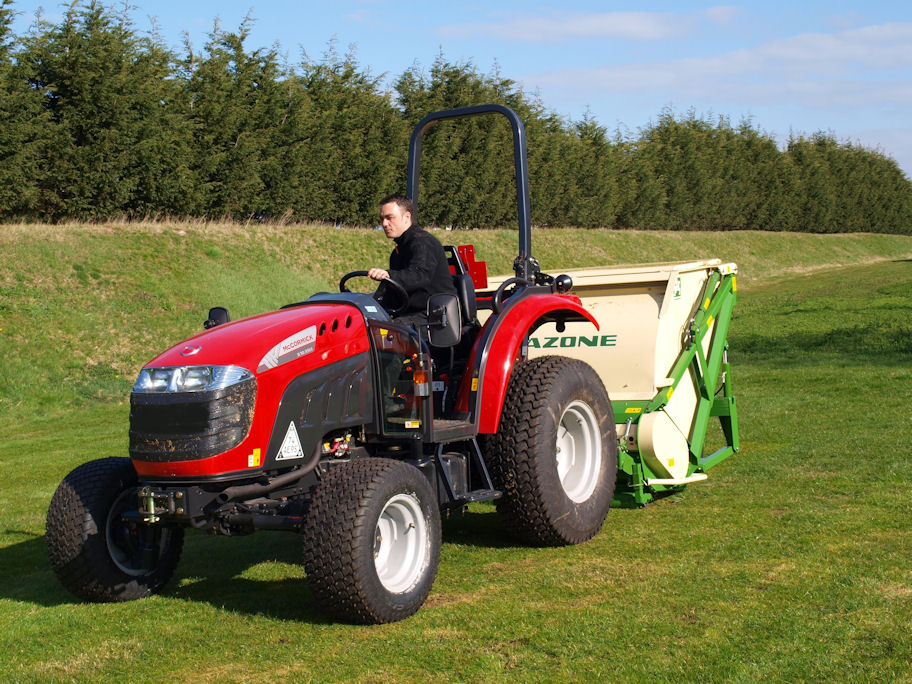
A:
140;487;160;523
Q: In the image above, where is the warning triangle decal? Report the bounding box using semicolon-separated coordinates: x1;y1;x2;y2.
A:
276;422;305;460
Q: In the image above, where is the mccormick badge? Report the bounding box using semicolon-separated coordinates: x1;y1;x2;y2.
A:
257;326;317;372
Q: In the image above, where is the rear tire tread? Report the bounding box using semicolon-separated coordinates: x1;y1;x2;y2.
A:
485;356;617;546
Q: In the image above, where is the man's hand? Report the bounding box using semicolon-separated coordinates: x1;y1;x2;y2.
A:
368;268;389;281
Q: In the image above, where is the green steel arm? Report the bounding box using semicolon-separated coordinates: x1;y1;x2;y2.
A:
613;267;739;506
643;269;739;466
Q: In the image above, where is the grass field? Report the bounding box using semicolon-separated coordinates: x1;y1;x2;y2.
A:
1;223;911;681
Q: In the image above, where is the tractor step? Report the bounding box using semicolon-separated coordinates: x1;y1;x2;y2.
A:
431;418;476;443
434;438;498;507
456;488;501;504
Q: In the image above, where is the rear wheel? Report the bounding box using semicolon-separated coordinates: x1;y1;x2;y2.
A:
485;356;617;545
302;458;441;624
46;457;184;602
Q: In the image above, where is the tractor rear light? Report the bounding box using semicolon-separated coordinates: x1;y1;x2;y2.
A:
133;365;253;393
413;369;430;396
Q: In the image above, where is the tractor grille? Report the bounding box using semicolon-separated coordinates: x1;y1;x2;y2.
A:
129;380;256;462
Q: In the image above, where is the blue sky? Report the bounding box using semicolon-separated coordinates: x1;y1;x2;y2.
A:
11;1;912;177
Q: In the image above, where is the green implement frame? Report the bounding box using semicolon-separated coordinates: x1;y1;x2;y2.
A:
613;267;739;506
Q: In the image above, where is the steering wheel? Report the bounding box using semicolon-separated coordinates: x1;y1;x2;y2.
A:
339;270;410;316
492;277;531;314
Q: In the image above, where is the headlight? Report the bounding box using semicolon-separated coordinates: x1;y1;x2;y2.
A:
133;365;254;393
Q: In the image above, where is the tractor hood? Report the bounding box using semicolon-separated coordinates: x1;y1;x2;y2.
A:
143;302;372;376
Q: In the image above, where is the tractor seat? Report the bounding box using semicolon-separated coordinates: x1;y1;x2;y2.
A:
426;274;479;348
452;273;478;326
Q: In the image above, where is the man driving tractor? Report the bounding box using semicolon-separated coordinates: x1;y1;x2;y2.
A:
368;194;456;329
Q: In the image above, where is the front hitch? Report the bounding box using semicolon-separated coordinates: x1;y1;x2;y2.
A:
136;486;187;523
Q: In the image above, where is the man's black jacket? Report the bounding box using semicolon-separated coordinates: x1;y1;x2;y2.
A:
383;225;456;315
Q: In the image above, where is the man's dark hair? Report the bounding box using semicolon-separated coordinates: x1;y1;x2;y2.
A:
380;194;416;222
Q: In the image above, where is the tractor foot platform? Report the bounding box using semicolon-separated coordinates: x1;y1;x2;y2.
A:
457;488;501;504
431;419;476;443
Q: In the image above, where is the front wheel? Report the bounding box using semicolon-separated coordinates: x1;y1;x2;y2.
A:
46;457;184;602
302;458;441;624
485;356;618;546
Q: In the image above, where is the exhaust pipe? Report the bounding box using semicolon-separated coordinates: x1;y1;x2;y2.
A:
216;463;310;504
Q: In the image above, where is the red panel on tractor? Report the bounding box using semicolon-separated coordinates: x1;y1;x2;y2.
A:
457;244;488;289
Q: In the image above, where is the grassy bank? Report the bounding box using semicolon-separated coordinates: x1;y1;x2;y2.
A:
1;224;911;681
2;221;910;419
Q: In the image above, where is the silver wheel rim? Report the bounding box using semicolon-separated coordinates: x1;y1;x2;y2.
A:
373;492;428;594
556;400;602;503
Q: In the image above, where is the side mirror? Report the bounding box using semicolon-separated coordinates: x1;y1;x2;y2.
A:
204;307;230;329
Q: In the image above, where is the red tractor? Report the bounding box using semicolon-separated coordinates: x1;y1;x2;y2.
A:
47;105;617;623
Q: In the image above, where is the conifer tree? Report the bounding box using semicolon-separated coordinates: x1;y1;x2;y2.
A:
565;115;619;227
295;44;405;225
787;133;840;232
395;57;538;228
13;1;192;219
181;18;287;218
124;27;195;218
0;0;50;216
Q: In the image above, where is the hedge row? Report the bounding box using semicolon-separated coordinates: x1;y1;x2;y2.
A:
1;0;910;232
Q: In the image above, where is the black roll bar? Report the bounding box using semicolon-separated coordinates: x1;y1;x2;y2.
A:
406;104;538;282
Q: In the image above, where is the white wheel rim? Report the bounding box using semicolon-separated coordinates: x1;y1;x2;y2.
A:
556;400;602;503
373;492;429;594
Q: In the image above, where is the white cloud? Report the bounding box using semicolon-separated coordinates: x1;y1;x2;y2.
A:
703;5;740;26
753;23;912;71
436;8;740;43
522;21;912;110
